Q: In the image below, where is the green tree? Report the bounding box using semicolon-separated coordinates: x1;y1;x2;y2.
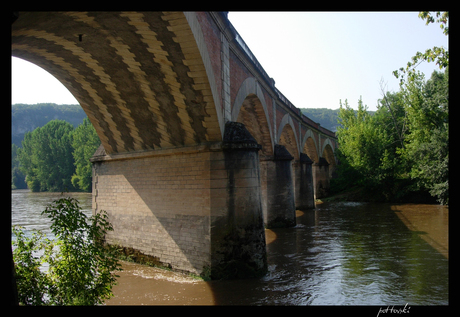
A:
399;69;448;204
12;197;121;305
71;118;101;192
393;11;449;204
334;12;448;204
336;70;448;203
18;129;41;191
335;95;412;200
336;98;386;184
12;144;27;189
18;120;76;192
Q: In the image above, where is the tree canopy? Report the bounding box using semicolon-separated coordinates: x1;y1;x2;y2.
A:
333;11;448;204
16;118;100;192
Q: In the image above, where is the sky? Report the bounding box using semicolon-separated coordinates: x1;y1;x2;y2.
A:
11;11;448;111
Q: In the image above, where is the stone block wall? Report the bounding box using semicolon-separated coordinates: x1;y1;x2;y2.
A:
92;150;212;275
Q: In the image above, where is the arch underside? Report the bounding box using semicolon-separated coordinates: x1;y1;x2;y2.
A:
278;124;298;161
12;11;221;155
303;137;318;163
322;143;336;172
236;94;273;157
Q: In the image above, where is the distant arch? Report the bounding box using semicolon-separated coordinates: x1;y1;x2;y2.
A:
301;129;319;163
321;139;336;177
321;138;336;163
277;114;299;160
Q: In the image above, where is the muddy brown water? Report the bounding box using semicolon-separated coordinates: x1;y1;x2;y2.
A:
11;190;448;305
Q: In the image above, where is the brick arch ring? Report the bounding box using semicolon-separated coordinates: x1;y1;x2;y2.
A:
300;129;319;160
276;113;300;159
231;76;275;151
321;138;337;164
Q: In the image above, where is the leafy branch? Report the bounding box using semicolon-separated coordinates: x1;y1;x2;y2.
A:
393;11;449;83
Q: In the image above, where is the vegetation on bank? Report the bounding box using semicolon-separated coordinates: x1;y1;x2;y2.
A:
330;12;448;205
12;197;121;305
12;118;100;192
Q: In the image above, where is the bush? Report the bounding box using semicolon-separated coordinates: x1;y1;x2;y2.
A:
12;197;122;305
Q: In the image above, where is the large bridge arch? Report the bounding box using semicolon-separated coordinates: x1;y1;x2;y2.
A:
12;11;223;155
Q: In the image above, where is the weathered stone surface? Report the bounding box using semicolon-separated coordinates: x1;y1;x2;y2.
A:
315;157;330;199
222;121;262;151
300;152;314;164
274;143;294;161
265;144;296;228
296;153;316;209
211;121;267;279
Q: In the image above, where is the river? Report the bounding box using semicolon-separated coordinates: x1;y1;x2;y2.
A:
11;189;448;305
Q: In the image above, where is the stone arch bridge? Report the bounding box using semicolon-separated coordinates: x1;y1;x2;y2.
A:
12;11;338;279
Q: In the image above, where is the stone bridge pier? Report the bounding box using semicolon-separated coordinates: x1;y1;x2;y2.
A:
13;11;338;279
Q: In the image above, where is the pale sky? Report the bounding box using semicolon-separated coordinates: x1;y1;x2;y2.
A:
11;11;448;111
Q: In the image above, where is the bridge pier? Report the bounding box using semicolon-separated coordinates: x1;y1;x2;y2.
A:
295;153;316;210
314;157;330;199
210;121;267;279
264;144;296;228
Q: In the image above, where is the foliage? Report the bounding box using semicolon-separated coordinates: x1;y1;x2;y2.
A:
393;11;448;84
12;197;121;305
334;12;448;204
16;118;100;192
335;69;448;204
12;144;27;189
329;146;363;194
336;97;405;199
71;118;101;192
18;120;76;192
399;69;449;204
12;228;51;305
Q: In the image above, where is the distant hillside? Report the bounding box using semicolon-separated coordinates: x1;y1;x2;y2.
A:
300;108;375;133
12;103;87;147
300;108;340;132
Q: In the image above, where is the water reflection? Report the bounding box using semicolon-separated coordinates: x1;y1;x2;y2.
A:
11;191;448;305
392;204;448;259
